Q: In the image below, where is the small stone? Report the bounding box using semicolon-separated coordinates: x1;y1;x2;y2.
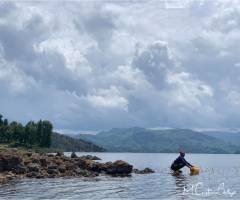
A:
71;152;78;158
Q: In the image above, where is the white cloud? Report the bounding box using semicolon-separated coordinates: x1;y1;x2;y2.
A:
0;0;240;131
86;86;128;111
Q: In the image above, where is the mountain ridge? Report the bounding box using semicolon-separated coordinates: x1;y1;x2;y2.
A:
76;127;240;153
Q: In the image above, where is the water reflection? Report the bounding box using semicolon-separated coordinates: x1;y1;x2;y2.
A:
171;172;199;200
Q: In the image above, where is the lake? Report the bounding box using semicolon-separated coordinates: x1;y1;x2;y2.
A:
0;153;240;200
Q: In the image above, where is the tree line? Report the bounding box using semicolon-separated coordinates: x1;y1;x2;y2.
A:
0;114;53;148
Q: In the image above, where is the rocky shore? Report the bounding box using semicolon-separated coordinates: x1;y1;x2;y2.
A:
0;146;154;183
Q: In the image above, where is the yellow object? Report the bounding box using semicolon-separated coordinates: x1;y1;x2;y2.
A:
190;166;200;175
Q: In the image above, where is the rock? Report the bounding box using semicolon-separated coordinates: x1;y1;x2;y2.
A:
56;152;64;157
74;168;85;176
71;152;78;158
0;157;4;172
47;168;59;175
48;164;58;170
77;158;93;169
0;147;156;182
58;166;66;173
133;167;155;174
5;172;16;180
26;171;40;178
80;155;101;160
65;162;77;171
13;164;26;174
27;163;40;172
31;157;39;164
103;160;133;176
0;154;22;171
39;157;47;167
87;162;103;173
25;152;33;157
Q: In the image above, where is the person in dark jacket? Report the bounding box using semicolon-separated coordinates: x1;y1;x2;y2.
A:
171;150;193;172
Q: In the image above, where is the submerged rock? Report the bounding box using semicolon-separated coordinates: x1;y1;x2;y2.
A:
133;167;155;174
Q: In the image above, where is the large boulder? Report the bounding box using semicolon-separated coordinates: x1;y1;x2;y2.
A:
103;160;133;176
0;154;22;172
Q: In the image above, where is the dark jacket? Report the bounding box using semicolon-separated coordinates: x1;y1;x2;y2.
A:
171;155;193;171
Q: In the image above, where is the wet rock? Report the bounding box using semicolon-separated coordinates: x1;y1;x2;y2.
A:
58;166;66;173
56;152;64;157
87;162;103;173
80;155;101;160
39;157;47;167
133;167;155;174
13;164;26;174
77;158;93;169
48;164;58;170
104;160;133;176
65;162;77;171
47;168;59;175
27;163;40;172
31;157;39;164
0;154;22;171
26;171;40;178
25;152;33;157
71;152;78;158
74;168;85;176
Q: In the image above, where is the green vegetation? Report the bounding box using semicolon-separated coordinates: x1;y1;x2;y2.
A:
78;127;240;153
0;113;105;152
0;114;53;148
51;132;105;152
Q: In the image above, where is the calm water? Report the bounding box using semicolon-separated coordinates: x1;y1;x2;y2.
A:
0;153;240;200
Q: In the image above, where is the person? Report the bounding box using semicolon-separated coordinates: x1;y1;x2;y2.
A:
171;150;193;173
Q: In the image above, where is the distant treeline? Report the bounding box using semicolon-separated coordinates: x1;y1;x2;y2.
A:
0;114;53;148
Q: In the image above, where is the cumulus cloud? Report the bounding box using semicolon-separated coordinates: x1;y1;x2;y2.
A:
0;0;239;131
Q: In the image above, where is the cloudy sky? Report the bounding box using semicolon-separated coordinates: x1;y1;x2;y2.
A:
0;0;240;132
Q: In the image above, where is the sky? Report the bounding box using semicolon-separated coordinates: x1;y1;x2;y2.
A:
0;0;240;132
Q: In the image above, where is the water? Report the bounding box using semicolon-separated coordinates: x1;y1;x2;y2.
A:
0;153;240;200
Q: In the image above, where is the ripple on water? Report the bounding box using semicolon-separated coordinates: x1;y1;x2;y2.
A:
0;153;240;200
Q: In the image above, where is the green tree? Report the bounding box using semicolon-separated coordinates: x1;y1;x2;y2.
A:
0;114;3;126
25;121;37;145
41;120;53;147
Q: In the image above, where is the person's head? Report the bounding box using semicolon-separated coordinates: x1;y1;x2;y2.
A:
179;150;185;157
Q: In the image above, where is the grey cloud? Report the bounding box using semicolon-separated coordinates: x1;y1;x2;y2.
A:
132;41;174;90
74;5;116;50
1;1;240;131
0;2;16;18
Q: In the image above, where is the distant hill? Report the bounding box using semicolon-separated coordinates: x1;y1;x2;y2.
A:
202;131;240;146
51;132;105;152
77;127;240;153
